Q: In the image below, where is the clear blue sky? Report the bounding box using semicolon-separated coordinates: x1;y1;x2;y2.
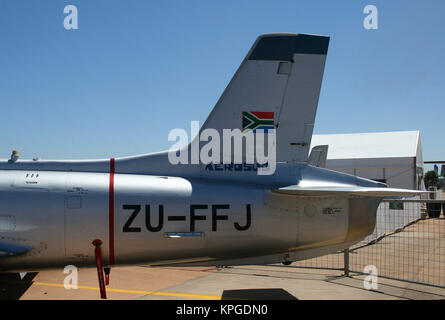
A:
0;1;444;170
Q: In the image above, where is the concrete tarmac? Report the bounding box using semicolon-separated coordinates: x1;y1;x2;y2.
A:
1;264;444;300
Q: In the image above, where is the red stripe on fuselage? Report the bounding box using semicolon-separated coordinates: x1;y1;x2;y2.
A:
109;158;115;265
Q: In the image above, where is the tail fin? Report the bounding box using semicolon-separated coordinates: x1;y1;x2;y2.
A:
200;33;329;163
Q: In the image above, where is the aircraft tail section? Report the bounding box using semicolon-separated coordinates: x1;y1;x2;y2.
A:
272;186;425;197
200;33;329;163
0;33;330;178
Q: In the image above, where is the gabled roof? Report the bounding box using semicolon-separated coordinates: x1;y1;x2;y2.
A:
310;131;420;160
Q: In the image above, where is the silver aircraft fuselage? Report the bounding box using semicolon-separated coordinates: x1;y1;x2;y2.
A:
0;160;381;271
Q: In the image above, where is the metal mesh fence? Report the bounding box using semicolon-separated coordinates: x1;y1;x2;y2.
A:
292;199;445;288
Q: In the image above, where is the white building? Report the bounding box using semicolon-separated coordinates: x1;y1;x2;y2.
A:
311;131;424;190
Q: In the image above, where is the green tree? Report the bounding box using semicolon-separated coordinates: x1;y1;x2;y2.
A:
424;170;439;188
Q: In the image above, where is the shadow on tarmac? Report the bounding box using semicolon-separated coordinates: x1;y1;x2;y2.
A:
221;288;298;300
0;272;38;300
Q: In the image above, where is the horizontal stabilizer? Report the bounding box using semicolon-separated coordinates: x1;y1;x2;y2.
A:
272;186;426;197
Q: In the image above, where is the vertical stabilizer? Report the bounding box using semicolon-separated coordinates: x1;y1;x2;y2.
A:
200;33;329;164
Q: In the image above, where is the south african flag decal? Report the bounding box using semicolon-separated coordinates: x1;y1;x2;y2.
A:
242;111;275;132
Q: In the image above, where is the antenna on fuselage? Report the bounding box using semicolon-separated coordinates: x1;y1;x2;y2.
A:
10;150;19;162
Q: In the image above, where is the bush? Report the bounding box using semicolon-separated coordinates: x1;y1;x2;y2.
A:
424;170;439;188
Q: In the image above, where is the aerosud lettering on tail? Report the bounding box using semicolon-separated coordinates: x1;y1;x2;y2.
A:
166;34;331;174
167;121;277;175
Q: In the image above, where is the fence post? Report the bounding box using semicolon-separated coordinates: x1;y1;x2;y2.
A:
343;248;350;277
